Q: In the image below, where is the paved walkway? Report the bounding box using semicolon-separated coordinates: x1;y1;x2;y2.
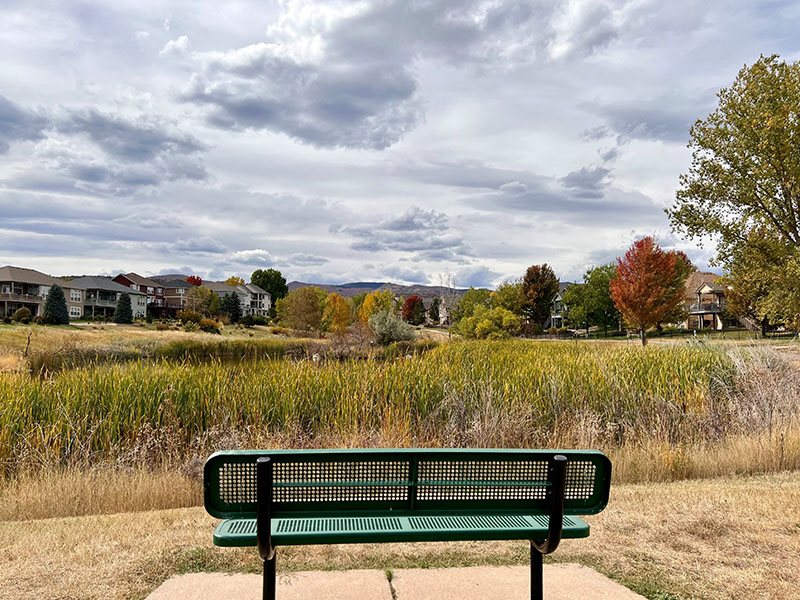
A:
147;564;646;599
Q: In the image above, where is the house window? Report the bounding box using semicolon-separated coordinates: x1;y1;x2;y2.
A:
70;289;82;302
69;306;81;319
157;288;163;295
177;288;184;295
147;287;154;294
1;284;9;294
130;284;138;291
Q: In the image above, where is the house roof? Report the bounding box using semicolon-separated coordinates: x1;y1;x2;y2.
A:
244;283;269;296
205;281;240;293
69;276;147;295
0;265;73;287
162;279;193;289
684;271;723;299
698;282;727;293
118;272;164;288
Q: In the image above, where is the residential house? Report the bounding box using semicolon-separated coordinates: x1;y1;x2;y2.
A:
680;272;728;331
0;265;84;320
205;281;272;317
241;283;271;316
161;279;194;315
546;282;574;329
69;276;148;319
112;273;167;316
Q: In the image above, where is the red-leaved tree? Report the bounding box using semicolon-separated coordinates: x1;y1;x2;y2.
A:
401;295;425;325
610;237;693;345
186;275;203;286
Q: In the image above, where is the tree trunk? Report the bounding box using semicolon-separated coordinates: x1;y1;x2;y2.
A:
640;329;647;346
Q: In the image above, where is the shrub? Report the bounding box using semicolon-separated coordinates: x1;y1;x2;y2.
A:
369;310;414;345
557;326;570;336
241;314;255;328
183;321;199;332
455;306;521;340
270;326;292;337
146;313;153;324
32;315;44;325
2;315;11;324
155;323;169;331
548;327;558;335
177;309;202;324
199;318;221;334
12;307;32;324
252;315;270;326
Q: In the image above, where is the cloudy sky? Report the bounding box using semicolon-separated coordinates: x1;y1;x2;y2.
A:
1;1;798;287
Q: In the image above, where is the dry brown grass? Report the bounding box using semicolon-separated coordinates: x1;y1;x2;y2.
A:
0;468;202;522
1;472;797;600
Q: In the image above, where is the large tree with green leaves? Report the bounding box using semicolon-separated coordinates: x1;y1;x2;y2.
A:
668;55;800;328
452;287;492;323
521;264;559;327
43;284;69;324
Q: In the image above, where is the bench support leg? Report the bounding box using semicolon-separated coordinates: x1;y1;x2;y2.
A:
263;553;276;600
530;542;543;600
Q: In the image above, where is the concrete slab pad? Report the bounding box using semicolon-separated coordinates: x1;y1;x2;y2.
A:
146;570;391;600
391;564;646;600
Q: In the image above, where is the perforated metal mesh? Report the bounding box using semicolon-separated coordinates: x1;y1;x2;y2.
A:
274;461;410;503
409;515;529;530
565;461;596;500
276;517;402;533
215;455;600;510
219;462;258;504
417;460;549;501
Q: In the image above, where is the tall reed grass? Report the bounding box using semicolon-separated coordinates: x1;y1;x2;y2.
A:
1;341;775;472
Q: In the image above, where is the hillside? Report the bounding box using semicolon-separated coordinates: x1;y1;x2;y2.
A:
288;281;469;299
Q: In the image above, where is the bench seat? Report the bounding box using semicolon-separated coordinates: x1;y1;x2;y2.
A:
214;514;589;547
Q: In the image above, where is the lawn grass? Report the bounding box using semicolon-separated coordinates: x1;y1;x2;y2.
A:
2;472;797;600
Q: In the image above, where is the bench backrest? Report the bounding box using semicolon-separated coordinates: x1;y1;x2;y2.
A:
204;449;611;520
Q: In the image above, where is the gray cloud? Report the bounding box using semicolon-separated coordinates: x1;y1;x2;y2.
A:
168;1;622;150
171;237;227;254
0;95;47;153
455;265;501;288
561;166;611;199
381;265;430;284
583;92;715;143
336;206;472;260
55;108;207;161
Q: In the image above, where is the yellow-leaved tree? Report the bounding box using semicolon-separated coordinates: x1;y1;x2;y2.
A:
323;292;351;334
358;290;396;322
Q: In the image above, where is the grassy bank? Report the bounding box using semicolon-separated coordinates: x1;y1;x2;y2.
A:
2;472;798;600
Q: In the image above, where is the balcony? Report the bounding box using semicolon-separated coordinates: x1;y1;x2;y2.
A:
85;297;118;307
689;303;724;314
0;293;43;303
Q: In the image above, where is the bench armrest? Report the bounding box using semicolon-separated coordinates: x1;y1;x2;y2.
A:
531;454;567;555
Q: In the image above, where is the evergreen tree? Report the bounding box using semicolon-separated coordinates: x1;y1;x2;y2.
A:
43;284;69;324
113;293;133;324
428;298;441;324
221;291;242;322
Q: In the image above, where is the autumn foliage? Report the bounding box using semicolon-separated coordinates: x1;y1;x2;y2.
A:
401;295;425;325
186;275;203;286
610;237;693;345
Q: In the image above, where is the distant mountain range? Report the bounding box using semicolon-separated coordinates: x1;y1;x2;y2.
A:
287;281;469;299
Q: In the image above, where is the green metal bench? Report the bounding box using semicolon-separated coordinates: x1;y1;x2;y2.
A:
204;449;611;600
